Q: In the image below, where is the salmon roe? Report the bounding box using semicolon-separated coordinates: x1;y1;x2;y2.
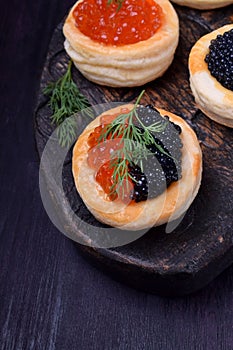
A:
73;0;163;46
87;110;133;202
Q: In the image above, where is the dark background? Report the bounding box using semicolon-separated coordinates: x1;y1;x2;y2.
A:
1;0;233;349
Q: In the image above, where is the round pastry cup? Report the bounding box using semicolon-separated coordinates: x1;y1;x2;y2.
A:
63;0;179;87
189;24;233;128
72;105;202;231
171;0;233;9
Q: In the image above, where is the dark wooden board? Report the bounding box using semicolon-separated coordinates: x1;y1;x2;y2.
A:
35;5;233;296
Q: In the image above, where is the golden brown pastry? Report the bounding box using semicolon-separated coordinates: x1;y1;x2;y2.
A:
72;104;202;231
63;0;179;87
171;0;233;9
189;24;233;127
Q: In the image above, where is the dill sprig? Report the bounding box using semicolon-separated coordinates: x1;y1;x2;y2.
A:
107;0;125;11
43;60;93;147
98;90;171;198
56;118;78;148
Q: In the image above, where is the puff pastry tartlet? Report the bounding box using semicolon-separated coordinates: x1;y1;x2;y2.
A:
72;104;202;231
171;0;233;9
189;24;233;127
63;0;179;87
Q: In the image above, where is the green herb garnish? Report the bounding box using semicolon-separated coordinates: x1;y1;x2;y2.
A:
107;0;125;11
43;60;93;147
98;90;170;198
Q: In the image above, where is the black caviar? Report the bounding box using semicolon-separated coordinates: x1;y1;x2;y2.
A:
128;105;183;203
205;29;233;91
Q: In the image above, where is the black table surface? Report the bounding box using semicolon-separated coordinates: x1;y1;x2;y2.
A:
1;1;233;349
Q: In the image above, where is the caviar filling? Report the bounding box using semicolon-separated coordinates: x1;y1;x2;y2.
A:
205;29;233;91
73;0;163;46
87;106;183;204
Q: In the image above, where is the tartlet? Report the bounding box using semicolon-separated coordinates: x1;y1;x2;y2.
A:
63;0;179;87
171;0;233;9
72;105;202;231
189;24;233;127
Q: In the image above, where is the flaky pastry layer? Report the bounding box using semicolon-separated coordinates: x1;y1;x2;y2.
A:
72;105;202;231
63;0;179;87
171;0;233;9
189;24;233;127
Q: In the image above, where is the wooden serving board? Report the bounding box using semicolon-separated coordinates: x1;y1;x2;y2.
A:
35;4;233;296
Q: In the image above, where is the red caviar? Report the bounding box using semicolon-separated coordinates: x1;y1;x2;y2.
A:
95;161;118;200
87;109;134;201
96;160;134;202
73;0;163;46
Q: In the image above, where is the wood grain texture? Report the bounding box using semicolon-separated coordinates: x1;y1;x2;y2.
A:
1;0;233;349
35;6;233;295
